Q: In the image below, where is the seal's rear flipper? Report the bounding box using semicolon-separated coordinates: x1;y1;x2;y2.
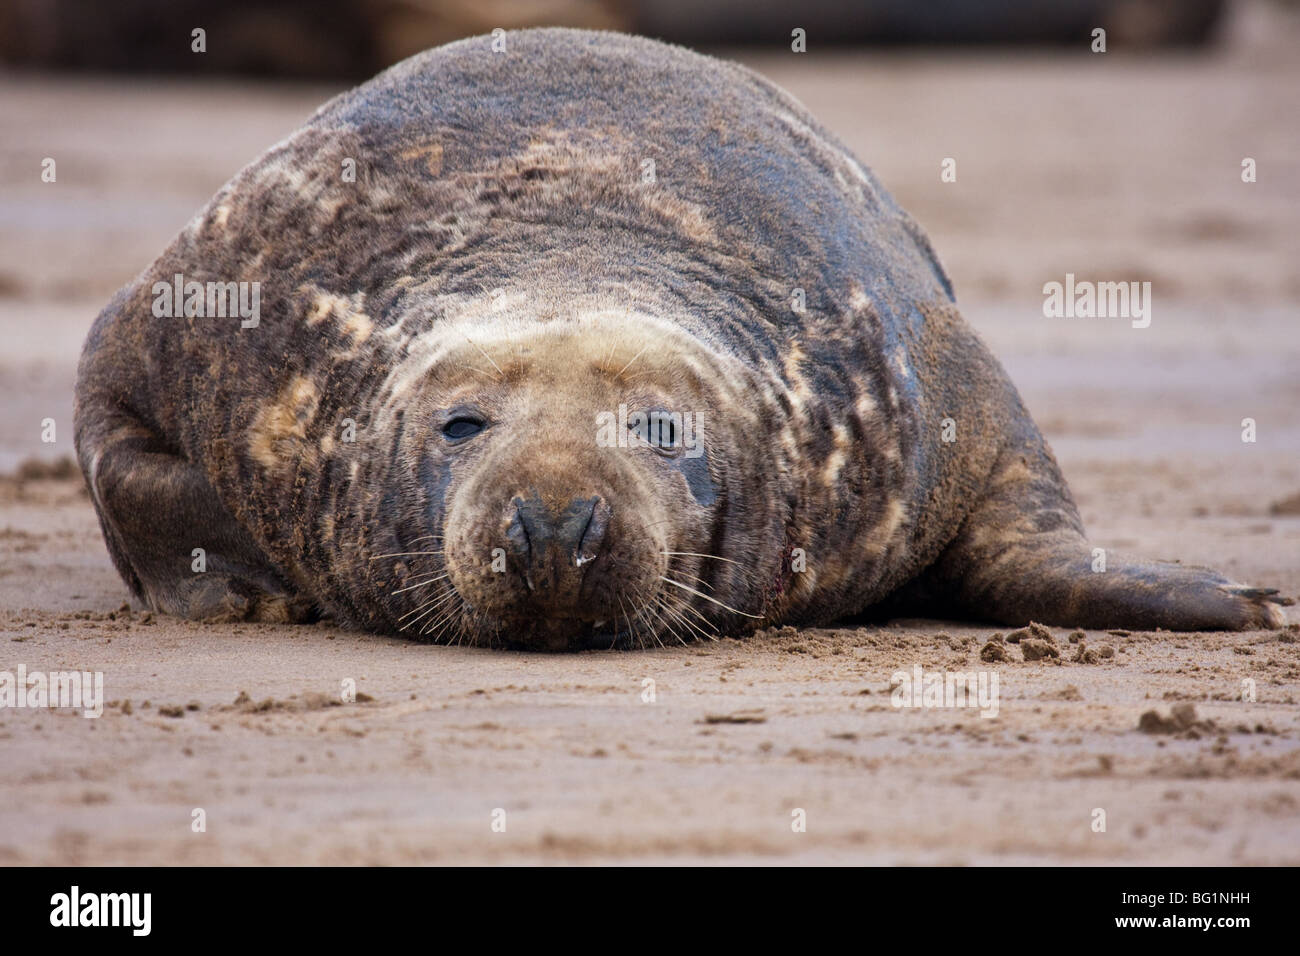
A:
76;412;315;624
925;442;1290;631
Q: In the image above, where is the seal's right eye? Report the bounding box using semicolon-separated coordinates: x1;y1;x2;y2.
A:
442;416;486;441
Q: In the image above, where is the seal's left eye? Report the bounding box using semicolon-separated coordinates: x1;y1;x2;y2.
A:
648;412;677;449
442;417;485;441
637;410;681;456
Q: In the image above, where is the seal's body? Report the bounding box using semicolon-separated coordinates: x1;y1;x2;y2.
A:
75;29;1286;648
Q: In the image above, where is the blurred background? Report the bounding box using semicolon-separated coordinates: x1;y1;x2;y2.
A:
0;0;1237;77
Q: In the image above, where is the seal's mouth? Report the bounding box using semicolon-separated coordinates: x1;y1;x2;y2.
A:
584;618;638;650
498;616;635;652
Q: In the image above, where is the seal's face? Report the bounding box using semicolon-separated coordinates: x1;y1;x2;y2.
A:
371;309;777;650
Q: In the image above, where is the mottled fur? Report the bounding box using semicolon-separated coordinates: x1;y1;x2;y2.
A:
75;29;1287;648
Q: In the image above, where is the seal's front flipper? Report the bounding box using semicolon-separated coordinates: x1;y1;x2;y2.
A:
78;415;315;624
926;442;1289;631
942;547;1288;631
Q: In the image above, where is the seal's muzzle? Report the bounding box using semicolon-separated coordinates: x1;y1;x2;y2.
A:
504;493;610;604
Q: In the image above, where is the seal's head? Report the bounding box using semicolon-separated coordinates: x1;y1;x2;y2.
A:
362;301;786;650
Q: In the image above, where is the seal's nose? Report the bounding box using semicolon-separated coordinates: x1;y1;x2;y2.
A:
504;494;609;597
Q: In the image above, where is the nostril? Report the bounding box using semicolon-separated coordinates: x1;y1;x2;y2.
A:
504;497;531;563
575;496;610;566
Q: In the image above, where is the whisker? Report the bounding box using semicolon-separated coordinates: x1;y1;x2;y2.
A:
638;604;666;650
429;606;460;644
659;576;763;618
368;550;444;561
421;601;463;639
397;587;458;626
457;363;497;381
638;594;673;643
623;593;646;651
664;589;717;633
661;551;743;567
614;594;632;650
397;591;446;620
391;572;450;595
639;602;662;649
650;596;691;646
660;596;710;644
660;554;716;591
675;598;717;632
663;567;716;592
460;331;504;380
420;593;463;634
639;518;679;533
615;342;651;379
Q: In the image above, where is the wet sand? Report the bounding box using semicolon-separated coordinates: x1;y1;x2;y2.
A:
1;4;1298;864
